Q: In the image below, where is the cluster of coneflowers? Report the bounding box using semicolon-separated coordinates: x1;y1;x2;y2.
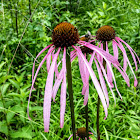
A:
27;22;139;139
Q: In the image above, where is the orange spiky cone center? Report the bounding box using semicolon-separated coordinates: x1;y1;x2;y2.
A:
52;22;79;48
96;25;115;41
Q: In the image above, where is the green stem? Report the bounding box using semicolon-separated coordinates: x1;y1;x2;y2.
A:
66;48;76;140
97;95;100;140
85;102;89;140
97;42;106;140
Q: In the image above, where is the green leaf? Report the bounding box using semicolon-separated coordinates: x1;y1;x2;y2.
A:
103;2;107;10
10;126;32;139
1;83;10;95
7;93;21;98
104;126;109;140
0;61;6;71
10;131;32;139
0;121;8;135
7;110;15;124
0;75;13;84
9;79;20;89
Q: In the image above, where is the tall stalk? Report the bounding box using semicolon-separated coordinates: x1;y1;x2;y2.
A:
29;0;32;22
85;102;89;140
66;48;76;140
15;3;18;38
97;42;106;140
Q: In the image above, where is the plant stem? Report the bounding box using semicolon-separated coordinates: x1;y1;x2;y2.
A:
66;48;76;140
85;102;89;140
97;95;100;140
97;42;106;140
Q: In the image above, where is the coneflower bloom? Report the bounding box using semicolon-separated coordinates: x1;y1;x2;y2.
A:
87;25;140;88
68;127;93;140
27;22;120;132
72;33;127;109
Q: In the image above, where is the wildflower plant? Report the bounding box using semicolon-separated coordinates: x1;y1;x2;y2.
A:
79;25;140;139
27;22;120;137
91;25;139;88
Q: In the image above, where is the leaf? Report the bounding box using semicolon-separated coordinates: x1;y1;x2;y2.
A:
0;61;6;71
7;93;21;98
0;75;13;84
9;79;20;89
103;2;107;10
7;110;15;124
10;131;32;139
1;83;10;95
30;106;43;111
15;71;25;83
103;126;109;140
10;126;32;139
0;121;8;135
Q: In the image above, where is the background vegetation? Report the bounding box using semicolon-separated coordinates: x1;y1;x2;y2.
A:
0;0;140;139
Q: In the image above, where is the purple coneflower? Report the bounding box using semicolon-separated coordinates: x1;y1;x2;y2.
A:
27;22;119;132
68;127;93;140
88;25;140;88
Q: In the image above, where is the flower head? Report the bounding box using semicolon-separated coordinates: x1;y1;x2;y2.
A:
94;25;140;87
96;25;115;41
68;127;93;140
52;22;79;48
27;22;120;132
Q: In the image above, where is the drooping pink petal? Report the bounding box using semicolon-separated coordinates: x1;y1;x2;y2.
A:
70;50;77;58
78;41;122;99
89;39;97;43
27;46;55;120
100;43;103;64
43;47;61;132
46;51;52;72
73;45;108;118
96;41;102;64
78;53;87;90
83;83;89;105
106;41;114;88
113;64;130;87
52;69;64;101
116;37;140;71
83;52;95;104
68;134;73;140
95;49;122;100
78;41;120;66
60;47;66;128
32;44;53;88
71;54;77;62
96;57;116;104
123;53;127;72
94;58;109;107
112;40;119;60
113;39;138;87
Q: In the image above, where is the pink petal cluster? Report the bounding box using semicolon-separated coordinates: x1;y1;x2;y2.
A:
27;41;120;132
89;36;140;87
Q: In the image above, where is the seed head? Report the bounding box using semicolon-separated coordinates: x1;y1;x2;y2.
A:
77;127;87;138
52;22;79;48
96;25;115;41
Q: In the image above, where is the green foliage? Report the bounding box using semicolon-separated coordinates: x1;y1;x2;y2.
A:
0;0;140;139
